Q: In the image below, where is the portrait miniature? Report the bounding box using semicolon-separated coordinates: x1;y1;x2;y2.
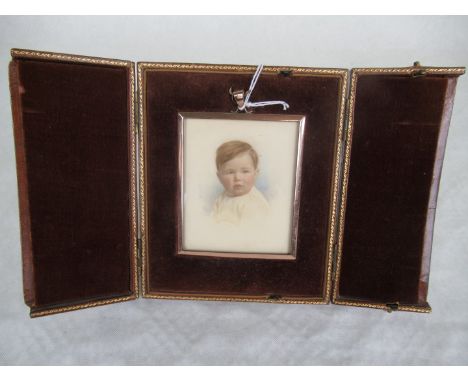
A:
179;113;304;258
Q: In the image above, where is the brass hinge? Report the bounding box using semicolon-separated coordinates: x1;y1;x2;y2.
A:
337;96;351;187
386;302;400;312
267;294;282;301
135;122;139;137
331;242;339;283
137;238;142;268
134;111;140;137
278;69;293;77
411;61;427;78
342;96;351;143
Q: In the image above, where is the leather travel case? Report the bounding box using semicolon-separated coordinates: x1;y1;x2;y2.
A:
8;48;464;317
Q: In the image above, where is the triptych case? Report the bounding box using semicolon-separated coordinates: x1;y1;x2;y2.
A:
9;48;464;317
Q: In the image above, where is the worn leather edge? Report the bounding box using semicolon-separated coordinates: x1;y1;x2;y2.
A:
418;76;460;303
9;59;36;308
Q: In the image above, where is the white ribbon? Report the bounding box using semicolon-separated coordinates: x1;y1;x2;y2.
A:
237;64;290;112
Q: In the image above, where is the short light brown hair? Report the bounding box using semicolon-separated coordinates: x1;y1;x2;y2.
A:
216;140;258;171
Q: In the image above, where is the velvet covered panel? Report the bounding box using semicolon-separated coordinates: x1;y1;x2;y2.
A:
336;72;460;308
10;53;136;315
142;67;345;300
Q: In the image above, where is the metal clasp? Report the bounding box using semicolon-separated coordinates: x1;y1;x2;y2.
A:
386;302;400;312
229;87;246;111
412;61;427;78
267;294;282;301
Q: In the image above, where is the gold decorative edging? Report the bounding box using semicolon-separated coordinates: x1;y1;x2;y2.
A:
11;48;131;67
349;66;465;75
30;295;135;318
137;63;147;297
324;70;349;303
332;66;465;313
129;64;139;297
143;293;327;305
332;69;360;306
333;299;431;313
138;62;348;303
137;61;347;75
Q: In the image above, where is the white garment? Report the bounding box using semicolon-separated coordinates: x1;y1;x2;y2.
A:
212;186;270;226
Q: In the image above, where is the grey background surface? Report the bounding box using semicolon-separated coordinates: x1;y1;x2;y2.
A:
0;16;467;365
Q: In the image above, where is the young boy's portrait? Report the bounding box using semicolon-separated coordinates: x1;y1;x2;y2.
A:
212;140;269;226
180;114;303;257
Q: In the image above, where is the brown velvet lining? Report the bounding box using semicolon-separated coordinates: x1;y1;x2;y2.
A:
144;68;344;299
336;73;459;306
10;56;135;312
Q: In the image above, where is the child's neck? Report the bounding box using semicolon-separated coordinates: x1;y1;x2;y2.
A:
225;187;254;198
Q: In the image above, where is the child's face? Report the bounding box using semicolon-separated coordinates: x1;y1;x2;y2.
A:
217;151;258;197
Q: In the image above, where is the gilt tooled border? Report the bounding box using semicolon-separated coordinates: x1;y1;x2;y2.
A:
129;63;139;297
30;296;135;318
11;48;131;67
325;69;348;303
332;66;465;313
332;299;431;313
136;62;347;75
11;48;139;317
138;62;348;304
137;63;147;297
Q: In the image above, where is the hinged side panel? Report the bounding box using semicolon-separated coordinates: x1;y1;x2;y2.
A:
9;59;36;308
9;49;138;317
333;65;465;313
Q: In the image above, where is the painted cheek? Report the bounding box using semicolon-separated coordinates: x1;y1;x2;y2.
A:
249;174;256;186
220;176;229;189
227;175;236;190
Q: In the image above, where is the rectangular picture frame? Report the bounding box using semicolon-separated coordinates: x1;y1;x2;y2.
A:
176;112;306;260
138;61;348;304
